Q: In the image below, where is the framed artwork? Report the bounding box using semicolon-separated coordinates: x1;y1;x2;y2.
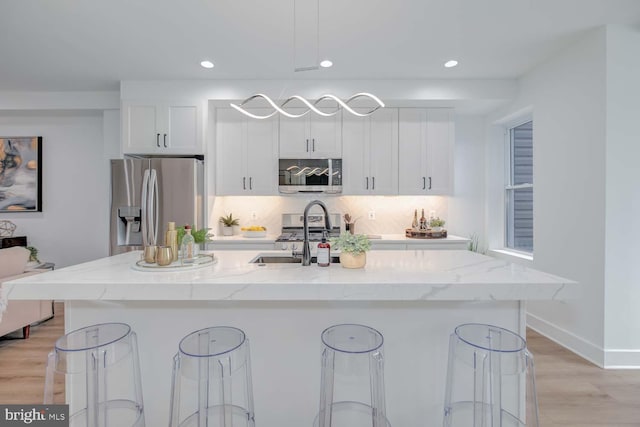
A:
0;136;42;212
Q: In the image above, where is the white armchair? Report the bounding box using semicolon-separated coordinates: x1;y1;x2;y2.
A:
0;246;53;338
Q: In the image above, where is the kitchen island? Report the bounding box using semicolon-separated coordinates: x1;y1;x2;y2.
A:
5;249;577;427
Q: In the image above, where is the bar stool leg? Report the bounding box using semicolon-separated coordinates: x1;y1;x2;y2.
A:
525;351;540;426
319;347;335;427
86;343;107;427
44;351;55;404
443;334;456;427
369;350;386;427
197;331;210;427
169;355;182;427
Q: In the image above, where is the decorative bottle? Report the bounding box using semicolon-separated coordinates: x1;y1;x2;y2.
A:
317;231;331;267
165;222;178;262
419;209;427;231
411;209;419;231
181;224;196;263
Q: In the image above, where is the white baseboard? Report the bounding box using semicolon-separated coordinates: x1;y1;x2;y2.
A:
526;312;604;368
527;313;640;369
603;349;640;369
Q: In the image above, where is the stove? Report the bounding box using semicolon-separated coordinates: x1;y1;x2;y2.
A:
276;213;342;246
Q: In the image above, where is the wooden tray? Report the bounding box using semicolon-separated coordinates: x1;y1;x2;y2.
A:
405;229;448;239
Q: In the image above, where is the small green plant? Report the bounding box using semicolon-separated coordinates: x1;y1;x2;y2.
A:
467;233;486;254
330;233;371;254
26;245;40;263
177;226;213;244
219;213;240;227
429;217;446;228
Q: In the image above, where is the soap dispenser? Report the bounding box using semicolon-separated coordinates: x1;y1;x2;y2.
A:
317;231;331;267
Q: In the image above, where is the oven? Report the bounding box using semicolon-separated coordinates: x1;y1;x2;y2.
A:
275;213;342;251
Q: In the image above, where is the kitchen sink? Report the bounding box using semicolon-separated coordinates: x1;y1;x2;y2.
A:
250;254;340;265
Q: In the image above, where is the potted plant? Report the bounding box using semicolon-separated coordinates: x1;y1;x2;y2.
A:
219;213;239;236
330;233;371;269
177;227;213;253
26;245;40;267
429;217;446;232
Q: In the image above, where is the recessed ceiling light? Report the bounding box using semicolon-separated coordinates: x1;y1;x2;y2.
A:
444;60;458;68
200;60;214;69
320;59;333;68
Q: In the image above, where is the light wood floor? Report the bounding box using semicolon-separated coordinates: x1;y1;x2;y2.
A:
2;303;640;426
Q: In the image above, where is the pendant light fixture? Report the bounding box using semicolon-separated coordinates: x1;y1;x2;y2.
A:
229;0;384;119
230;93;385;119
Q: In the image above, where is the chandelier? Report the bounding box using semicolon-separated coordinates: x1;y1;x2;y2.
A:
230;93;385;119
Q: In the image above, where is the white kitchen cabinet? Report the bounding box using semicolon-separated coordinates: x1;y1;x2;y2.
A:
279;109;342;158
122;100;203;155
216;108;278;195
342;108;398;195
398;108;454;195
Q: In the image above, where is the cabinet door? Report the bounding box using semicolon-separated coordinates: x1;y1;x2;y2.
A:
425;109;454;194
246;110;278;195
123;103;160;154
398;108;427;194
368;108;398;194
216;108;246;195
341;114;369;194
309;112;342;158
279;109;309;158
166;104;201;154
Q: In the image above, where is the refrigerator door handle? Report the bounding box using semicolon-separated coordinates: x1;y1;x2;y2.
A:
141;169;150;247
149;169;159;245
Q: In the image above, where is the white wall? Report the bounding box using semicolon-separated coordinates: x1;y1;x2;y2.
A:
485;28;608;365
449;116;486;250
603;26;640;366
0;112;112;268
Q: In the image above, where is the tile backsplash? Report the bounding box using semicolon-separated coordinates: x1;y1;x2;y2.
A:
209;195;448;236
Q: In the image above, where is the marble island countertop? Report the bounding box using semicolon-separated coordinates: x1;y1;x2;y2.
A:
4;249;578;302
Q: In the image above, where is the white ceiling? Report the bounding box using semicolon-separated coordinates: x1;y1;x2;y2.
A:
1;0;639;91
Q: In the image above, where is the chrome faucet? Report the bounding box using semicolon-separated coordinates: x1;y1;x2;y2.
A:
297;200;332;266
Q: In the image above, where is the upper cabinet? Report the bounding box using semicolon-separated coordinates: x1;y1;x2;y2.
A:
342;108;398;195
279;109;342;158
216;108;278;195
398;108;454;195
122;100;204;155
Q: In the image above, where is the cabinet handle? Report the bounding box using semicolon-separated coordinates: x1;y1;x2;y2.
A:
366;177;369;190
423;177;426;190
249;177;253;190
312;138;315;152
428;177;432;190
156;133;160;147
306;139;309;152
243;177;246;190
372;176;375;190
163;134;167;148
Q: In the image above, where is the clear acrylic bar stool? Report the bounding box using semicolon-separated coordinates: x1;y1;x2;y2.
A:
315;323;391;427
44;322;145;427
443;323;539;427
169;326;255;427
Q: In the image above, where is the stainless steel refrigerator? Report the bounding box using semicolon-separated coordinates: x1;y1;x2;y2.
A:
110;156;205;255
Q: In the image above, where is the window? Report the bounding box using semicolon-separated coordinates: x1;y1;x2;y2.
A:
505;121;533;253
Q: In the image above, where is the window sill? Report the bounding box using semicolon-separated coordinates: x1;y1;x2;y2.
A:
489;248;534;267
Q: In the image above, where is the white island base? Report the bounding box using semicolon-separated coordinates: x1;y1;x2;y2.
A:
65;299;524;427
6;250;576;427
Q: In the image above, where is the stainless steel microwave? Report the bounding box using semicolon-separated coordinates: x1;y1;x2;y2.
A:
278;159;342;194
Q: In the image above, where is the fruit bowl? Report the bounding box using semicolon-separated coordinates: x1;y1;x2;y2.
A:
241;226;267;238
242;230;267;238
